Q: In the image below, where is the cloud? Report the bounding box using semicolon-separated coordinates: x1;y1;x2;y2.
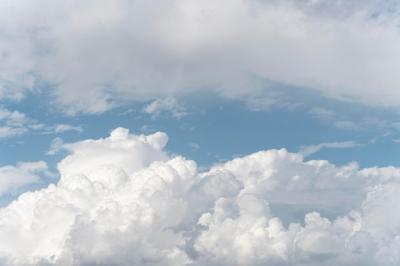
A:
188;142;200;151
0;107;83;138
1;0;400;113
47;137;64;155
58;127;169;179
144;97;187;119
52;124;83;134
0;161;48;197
308;107;400;133
299;141;363;157
1;128;400;265
309;108;337;121
0;108;41;138
41;124;83;136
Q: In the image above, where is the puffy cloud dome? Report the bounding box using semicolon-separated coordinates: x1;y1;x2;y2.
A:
0;129;399;265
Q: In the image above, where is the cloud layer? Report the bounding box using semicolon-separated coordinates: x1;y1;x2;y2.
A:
1;128;400;265
1;0;400;113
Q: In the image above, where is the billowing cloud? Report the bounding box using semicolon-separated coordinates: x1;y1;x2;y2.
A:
1;128;400;265
0;0;400;113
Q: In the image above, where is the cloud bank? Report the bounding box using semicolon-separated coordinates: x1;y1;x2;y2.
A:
1;0;400;113
1;128;400;265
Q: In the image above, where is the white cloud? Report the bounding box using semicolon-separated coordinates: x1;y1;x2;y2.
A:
1;128;400;265
53;124;83;134
299;141;362;157
0;107;83;138
0;161;48;197
47;137;64;155
41;124;83;136
0;0;400;113
0;108;43;138
144;97;187;119
58;127;169;180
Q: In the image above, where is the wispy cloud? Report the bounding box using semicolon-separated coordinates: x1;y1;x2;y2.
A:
52;124;83;134
47;137;64;155
309;107;360;130
0;107;82;139
144;97;187;119
299;141;363;157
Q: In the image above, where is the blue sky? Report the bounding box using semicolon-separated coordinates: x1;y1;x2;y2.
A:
2;81;400;204
2;1;400;265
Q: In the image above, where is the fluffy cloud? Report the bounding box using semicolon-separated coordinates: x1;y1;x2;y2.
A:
0;161;48;196
0;128;400;265
58;127;169;179
0;0;399;113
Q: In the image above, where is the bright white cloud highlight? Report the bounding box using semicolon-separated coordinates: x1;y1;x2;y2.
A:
0;0;400;113
0;128;400;265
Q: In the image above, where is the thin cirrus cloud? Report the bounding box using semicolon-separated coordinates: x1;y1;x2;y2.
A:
1;128;400;265
0;0;399;114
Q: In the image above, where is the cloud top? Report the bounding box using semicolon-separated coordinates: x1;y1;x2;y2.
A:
0;128;400;265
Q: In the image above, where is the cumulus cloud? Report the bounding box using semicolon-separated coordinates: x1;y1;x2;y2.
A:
0;161;48;197
1;128;400;265
58;127;169;179
0;0;400;113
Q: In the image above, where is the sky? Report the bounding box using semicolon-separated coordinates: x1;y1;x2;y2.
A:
1;0;400;265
